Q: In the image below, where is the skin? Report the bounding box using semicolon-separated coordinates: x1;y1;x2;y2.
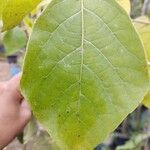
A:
0;74;31;149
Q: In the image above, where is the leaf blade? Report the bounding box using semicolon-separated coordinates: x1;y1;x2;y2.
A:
2;0;42;31
0;0;6;19
134;16;150;108
21;0;149;149
3;27;27;56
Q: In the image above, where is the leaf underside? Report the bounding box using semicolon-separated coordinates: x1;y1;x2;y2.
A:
21;0;149;149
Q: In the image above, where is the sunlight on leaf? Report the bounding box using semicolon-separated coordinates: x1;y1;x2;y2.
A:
117;0;130;13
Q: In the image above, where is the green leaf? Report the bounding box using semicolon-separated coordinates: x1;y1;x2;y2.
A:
2;0;42;31
21;0;149;149
0;0;6;19
3;27;27;56
133;16;150;108
143;90;150;108
134;16;150;60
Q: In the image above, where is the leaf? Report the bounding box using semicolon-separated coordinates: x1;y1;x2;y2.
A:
3;27;27;56
142;73;150;108
142;71;150;109
134;16;150;60
0;0;6;19
21;0;149;149
143;90;150;108
2;0;42;31
117;0;130;13
133;16;150;108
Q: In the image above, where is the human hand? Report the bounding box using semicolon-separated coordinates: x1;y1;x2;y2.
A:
0;74;31;149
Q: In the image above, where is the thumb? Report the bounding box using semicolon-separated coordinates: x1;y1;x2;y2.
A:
19;100;32;128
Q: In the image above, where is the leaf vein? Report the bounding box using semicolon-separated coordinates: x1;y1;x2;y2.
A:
84;7;143;64
42;10;81;49
42;47;80;79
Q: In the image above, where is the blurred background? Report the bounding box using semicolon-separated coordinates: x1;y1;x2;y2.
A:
1;0;150;149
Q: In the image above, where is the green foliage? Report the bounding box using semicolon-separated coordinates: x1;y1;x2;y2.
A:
21;0;149;149
2;0;42;31
0;0;5;19
134;16;150;59
3;27;27;56
133;16;150;108
143;90;150;108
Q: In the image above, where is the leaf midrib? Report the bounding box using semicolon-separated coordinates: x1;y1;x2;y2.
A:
78;0;84;113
